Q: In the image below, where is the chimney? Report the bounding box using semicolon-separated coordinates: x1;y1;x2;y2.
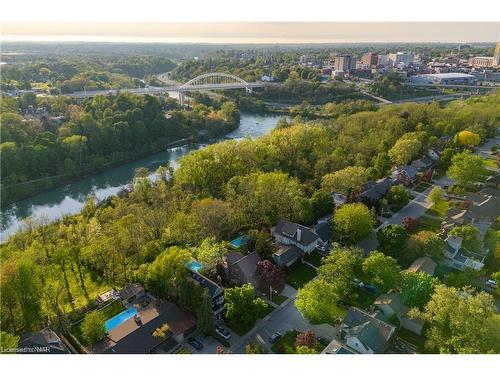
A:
296;228;302;242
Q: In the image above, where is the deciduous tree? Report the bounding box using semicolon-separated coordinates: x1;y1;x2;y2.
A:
333;203;374;244
410;285;500;353
81;311;106;345
362;251;401;292
447;152;486;188
255;260;285;295
388;138;421;165
400;270;440;308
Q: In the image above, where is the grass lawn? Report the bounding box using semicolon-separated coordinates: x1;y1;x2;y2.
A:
415;216;441;232
304;251;323;268
347;288;378;309
484;159;497;169
271;330;299;353
286;262;317;289
309;304;348;326
70;299;125;346
425;200;449;219
413;183;431;193
271;294;288;306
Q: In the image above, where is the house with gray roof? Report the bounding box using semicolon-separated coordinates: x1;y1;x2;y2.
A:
20;328;71;354
340;307;396;354
373;292;426;335
271;219;321;266
224;251;261;287
411;157;433;172
443;235;484;271
359;178;393;207
272;245;303;267
189;271;225;319
321;337;355;354
94;300;196;354
119;283;146;303
392;165;418;185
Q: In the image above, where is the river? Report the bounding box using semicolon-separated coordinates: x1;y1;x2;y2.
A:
0;113;284;240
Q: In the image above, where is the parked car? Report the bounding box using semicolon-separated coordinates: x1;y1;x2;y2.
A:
486;279;497;288
269;332;282;344
187;337;203;351
215;325;231;340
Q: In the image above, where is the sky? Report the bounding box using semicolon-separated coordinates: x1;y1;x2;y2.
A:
1;0;499;43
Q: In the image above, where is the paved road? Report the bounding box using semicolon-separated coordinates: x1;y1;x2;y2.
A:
358;184;434;255
233;291;337;353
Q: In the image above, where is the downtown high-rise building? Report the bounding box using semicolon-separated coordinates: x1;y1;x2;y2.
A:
334;55;356;71
494;42;500;67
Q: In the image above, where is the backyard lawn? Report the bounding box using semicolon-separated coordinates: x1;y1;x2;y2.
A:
425;200;449;219
484;158;497;169
286;262;317;289
415;216;442;232
304;251;323;268
70;299;125;346
413;182;432;193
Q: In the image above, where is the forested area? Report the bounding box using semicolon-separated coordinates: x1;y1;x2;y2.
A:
0;92;240;204
0;91;498;350
0;55;176;93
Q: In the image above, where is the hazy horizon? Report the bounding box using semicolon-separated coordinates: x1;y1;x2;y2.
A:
2;22;499;44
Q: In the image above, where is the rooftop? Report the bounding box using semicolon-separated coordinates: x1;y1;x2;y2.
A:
424;73;476;79
273;219;319;247
407;256;437;276
93;299;195;354
342;307;396;354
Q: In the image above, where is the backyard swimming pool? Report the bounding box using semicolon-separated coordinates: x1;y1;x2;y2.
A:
186;260;203;273
229;235;249;249
105;307;139;332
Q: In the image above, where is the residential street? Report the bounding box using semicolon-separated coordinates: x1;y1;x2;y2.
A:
232;287;337;353
358;185;434;255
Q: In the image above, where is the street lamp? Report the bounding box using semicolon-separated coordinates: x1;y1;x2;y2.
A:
269;285;278;302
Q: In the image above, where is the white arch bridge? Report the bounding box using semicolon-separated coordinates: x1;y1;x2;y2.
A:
68;72;267;104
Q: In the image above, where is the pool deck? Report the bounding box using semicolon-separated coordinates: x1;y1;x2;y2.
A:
91;296;161;352
90;294;196;354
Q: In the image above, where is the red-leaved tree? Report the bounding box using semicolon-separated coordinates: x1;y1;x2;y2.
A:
402;216;418;232
295;330;317;349
255;260;285;295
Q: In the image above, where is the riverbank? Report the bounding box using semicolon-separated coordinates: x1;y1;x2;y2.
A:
0;113;284;240
0;136;195;207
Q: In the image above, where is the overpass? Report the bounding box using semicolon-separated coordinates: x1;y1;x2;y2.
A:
68;72;268;103
403;82;499;90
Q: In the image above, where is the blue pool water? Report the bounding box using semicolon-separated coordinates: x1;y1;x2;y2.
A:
229;235;249;249
186;260;203;273
105;307;139;332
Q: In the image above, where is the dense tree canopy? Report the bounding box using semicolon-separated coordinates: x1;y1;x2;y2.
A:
1;90;498;344
411;286;500;353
